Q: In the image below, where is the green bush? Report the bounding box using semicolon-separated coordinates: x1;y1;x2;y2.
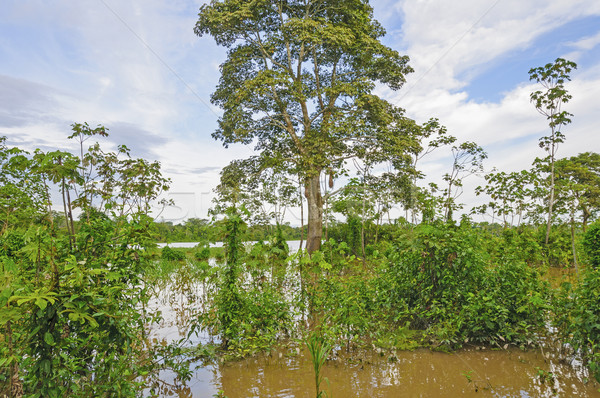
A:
161;246;186;261
583;222;600;269
554;268;600;383
194;246;211;261
381;222;549;347
0;230;25;258
461;261;549;344
538;224;573;267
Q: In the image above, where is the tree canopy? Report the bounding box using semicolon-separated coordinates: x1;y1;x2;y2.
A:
195;0;417;252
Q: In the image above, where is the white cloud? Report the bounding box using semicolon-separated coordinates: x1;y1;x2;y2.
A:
392;0;600;95
569;30;600;50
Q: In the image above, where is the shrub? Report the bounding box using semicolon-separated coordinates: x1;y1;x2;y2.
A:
583;222;600;269
554;268;600;383
194;246;211;261
382;222;549;347
161;246;186;261
461;261;549;345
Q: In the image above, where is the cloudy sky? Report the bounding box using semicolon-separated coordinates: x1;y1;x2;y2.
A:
1;0;599;224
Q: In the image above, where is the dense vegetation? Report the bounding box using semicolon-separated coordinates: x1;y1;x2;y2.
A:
0;128;182;397
2;122;600;397
153;215;600;387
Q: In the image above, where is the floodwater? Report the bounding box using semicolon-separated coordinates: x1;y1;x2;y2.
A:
157;240;303;252
216;345;600;397
153;342;600;397
146;250;600;397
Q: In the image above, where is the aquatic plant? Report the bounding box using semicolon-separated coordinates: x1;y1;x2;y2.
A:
306;333;331;398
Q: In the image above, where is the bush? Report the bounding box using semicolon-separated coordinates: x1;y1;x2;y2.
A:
161;246;186;261
461;261;549;345
583;222;600;269
194;246;211;261
554;268;600;383
381;222;549;347
539;224;573;267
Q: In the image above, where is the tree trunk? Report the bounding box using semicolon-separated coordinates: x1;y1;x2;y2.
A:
545;132;556;245
305;173;323;254
298;178;304;251
61;177;72;251
445;181;453;222
570;213;579;275
324;198;329;242
582;206;590;233
361;182;366;264
545;172;555;245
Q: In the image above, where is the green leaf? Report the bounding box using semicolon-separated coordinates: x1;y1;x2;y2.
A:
35;298;48;310
44;332;55;346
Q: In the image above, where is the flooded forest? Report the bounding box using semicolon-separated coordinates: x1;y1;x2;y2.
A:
2;1;600;397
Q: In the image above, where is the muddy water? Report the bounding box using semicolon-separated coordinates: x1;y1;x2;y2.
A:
154;344;600;397
205;345;598;397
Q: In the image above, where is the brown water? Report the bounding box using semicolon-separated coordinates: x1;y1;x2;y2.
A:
147;264;600;397
216;345;600;397
155;344;600;397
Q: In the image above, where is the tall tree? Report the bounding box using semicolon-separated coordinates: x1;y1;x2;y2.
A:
195;0;414;253
553;152;600;270
528;58;577;244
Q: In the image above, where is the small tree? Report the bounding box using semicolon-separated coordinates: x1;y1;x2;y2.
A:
528;58;577;244
442;141;487;222
409;119;456;222
474;169;535;227
554;153;600;271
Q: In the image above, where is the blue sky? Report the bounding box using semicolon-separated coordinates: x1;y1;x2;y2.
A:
1;0;599;224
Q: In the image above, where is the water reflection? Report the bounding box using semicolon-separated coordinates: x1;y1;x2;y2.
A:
215;347;600;397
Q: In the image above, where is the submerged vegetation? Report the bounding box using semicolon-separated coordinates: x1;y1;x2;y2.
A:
2;121;600;396
145;213;600;393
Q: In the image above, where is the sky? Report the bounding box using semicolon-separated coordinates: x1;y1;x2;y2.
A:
1;0;599;225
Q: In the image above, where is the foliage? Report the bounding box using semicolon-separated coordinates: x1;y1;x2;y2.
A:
555;153;600;229
194;244;211;261
380;222;549;347
306;333;331;398
211;159;300;228
0;128;177;397
153;218;302;243
442;141;487;222
161;246;187;261
196;208;293;357
460;261;549;345
215;208;246;348
496;226;545;266
554;267;600;383
302;243;376;350
583;221;600;269
195;0;417;252
474;169;535;227
528;58;577;244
